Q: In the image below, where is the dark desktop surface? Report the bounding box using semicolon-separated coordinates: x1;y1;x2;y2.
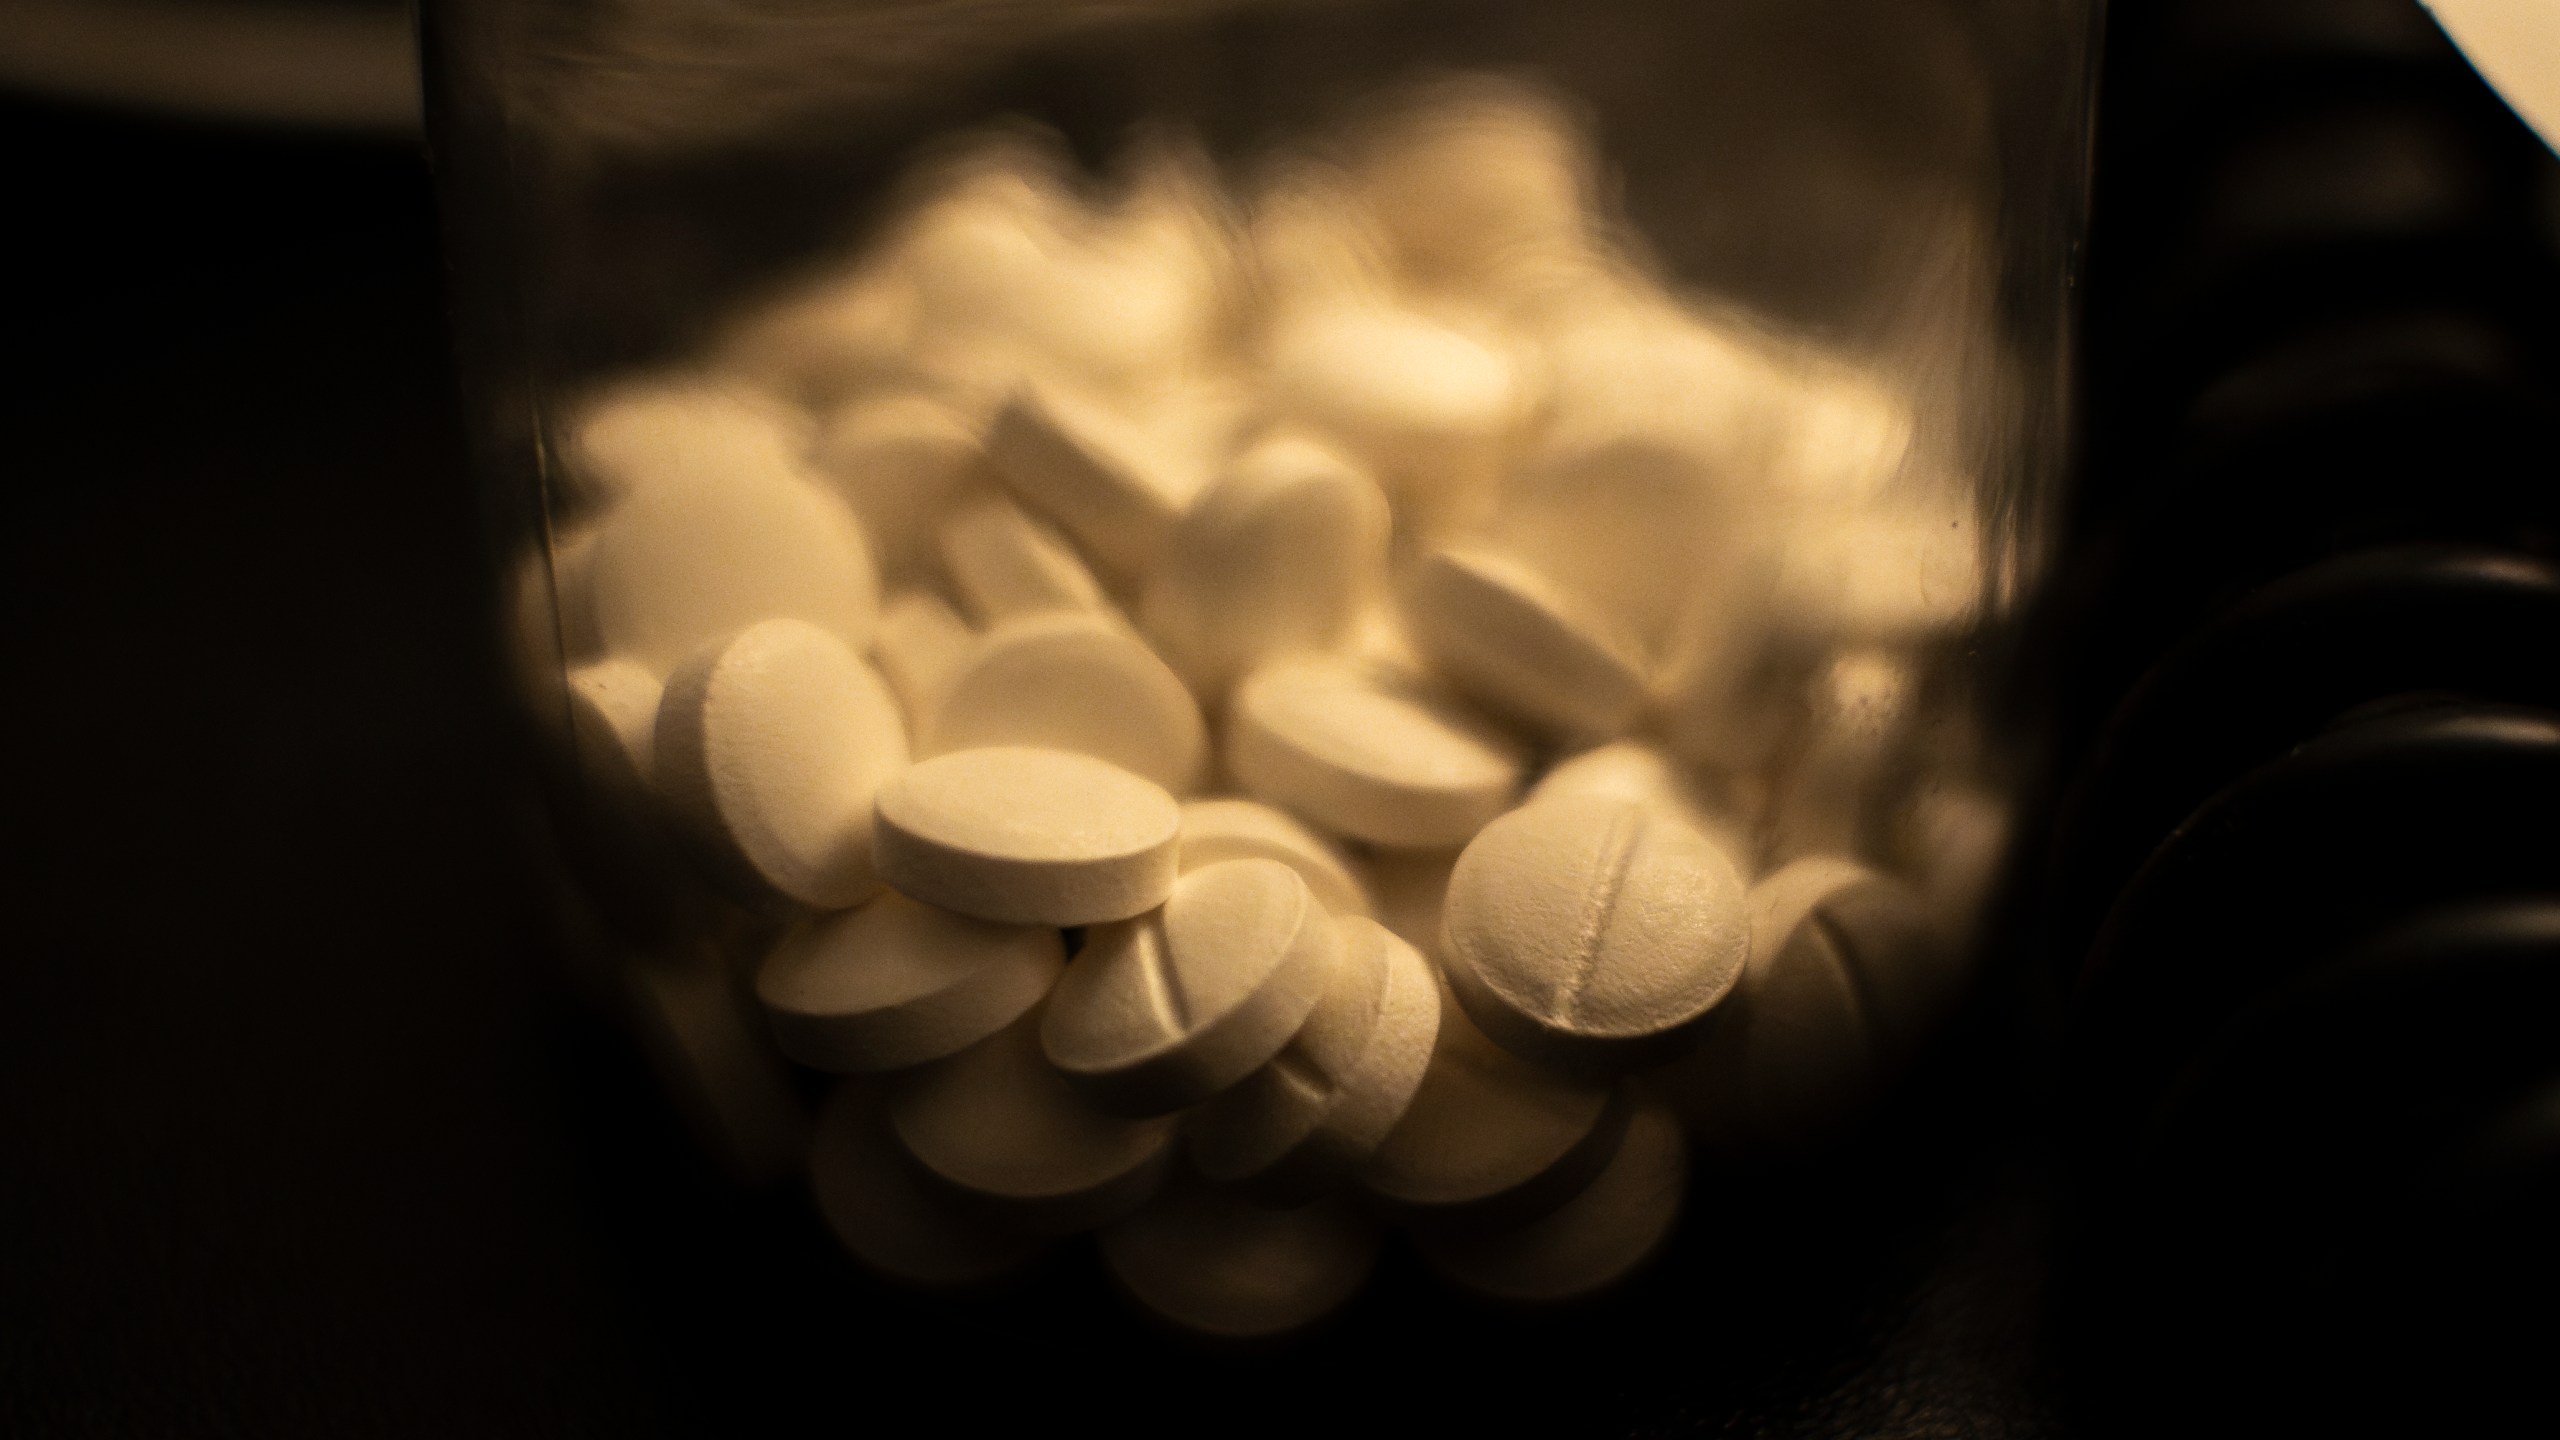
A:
7;1;2557;1432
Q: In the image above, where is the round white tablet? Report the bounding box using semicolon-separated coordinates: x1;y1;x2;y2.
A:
1099;1180;1383;1338
756;891;1065;1073
1402;544;1649;739
813;391;988;586
1227;656;1527;849
1363;976;1627;1226
564;379;813;509
922;612;1207;794
1177;799;1372;917
1042;859;1340;1116
873;746;1182;925
885;1010;1176;1234
1191;916;1440;1203
583;465;879;676
868;590;975;736
1360;847;1457;961
1443;794;1750;1072
809;1081;1047;1287
1412;1088;1686;1302
1658;855;1926;1148
1138;432;1391;696
655;619;909;910
1528;740;1746;859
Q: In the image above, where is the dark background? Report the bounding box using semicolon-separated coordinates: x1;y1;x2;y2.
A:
5;2;2553;1434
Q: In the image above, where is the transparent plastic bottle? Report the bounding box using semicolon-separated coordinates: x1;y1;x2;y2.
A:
423;0;2099;1323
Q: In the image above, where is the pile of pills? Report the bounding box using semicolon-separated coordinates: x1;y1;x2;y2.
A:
549;76;2008;1336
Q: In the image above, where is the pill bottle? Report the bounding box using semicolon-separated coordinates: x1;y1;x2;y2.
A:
423;0;2098;1304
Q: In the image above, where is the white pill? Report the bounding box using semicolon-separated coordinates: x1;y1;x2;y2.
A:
813;391;989;585
1495;430;1737;653
1191;916;1441;1203
986;383;1201;580
655;619;909;910
809;1081;1047;1287
1181;910;1388;1178
1766;371;1916;509
1760;854;1946;1062
873;746;1181;925
1041;859;1339;1116
1402;545;1649;740
907;179;1212;395
756;890;1064;1073
1177;799;1371;918
1351;79;1594;288
1247;164;1398;310
1265;301;1521;464
886;1009;1176;1234
936;495;1109;626
1442;794;1750;1072
583;466;880;676
1227;656;1527;849
718;261;917;406
1528;741;1746;859
566;657;661;794
1412;1088;1685;1302
1659;856;1927;1147
869;589;975;736
562;379;815;510
1361;847;1457;960
1139;432;1391;696
1363;973;1626;1225
1099;1179;1382;1338
922;611;1207;794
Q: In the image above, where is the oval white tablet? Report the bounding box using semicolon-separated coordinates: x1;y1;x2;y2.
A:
936;495;1108;627
1402;545;1649;739
809;1081;1047;1287
886;1010;1176;1234
584;467;881;676
1442;794;1750;1072
1227;656;1526;849
873;746;1182;925
922;611;1207;794
1099;1180;1382;1338
756;891;1065;1073
1041;859;1339;1116
1412;1088;1685;1302
655;619;909;910
1177;799;1372;917
1138;432;1391;695
1191;916;1440;1204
